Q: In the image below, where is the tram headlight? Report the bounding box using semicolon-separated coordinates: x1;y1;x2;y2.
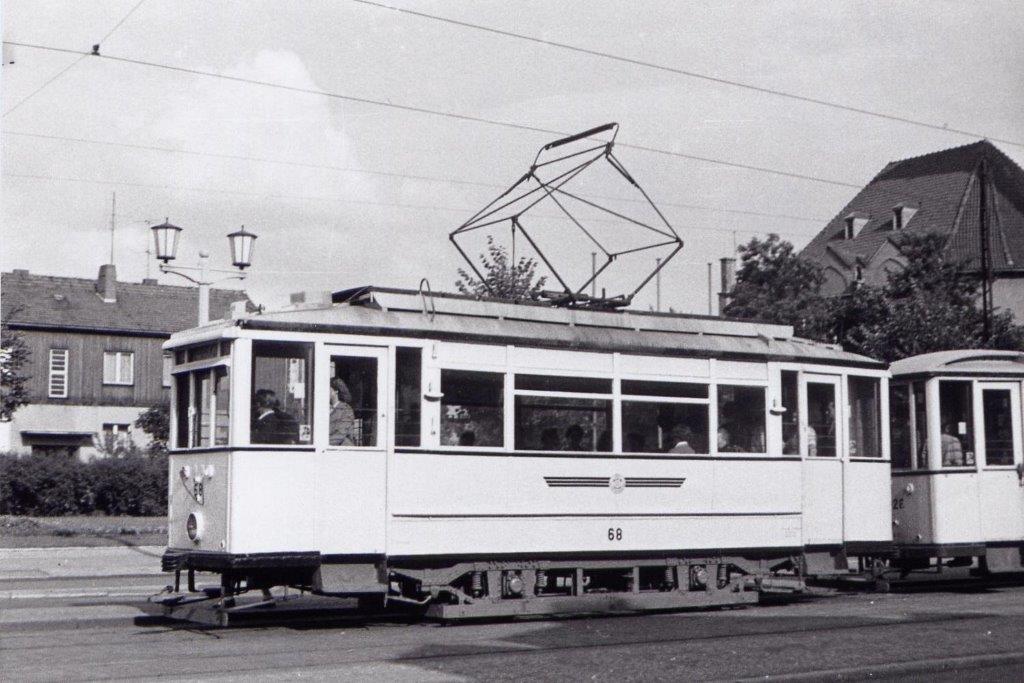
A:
186;512;204;542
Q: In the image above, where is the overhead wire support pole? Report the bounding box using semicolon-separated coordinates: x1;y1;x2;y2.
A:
978;157;993;342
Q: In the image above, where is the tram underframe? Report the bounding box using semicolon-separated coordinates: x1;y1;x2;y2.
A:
158;551;805;624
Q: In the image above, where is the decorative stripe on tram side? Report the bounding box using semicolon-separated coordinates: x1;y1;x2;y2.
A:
543;476;687;488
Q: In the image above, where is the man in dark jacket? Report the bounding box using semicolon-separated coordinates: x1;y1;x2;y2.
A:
251;389;299;444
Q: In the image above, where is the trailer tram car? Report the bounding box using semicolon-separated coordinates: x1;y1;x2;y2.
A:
888;350;1024;576
160;287;891;621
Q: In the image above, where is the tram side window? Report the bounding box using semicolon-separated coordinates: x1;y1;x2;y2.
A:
913;382;927;469
982;388;1014;466
622;402;708;454
441;370;503;447
717;385;766;453
780;371;800;455
938;380;974;467
848;377;882;458
395;347;422;447
516;396;613;452
251;341;314;445
889;384;911;469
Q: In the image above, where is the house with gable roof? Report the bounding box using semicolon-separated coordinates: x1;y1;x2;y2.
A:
799;140;1024;320
0;264;251;459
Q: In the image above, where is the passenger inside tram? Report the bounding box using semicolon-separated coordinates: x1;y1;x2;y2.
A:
564;425;585;451
251;389;299;444
667;424;696;453
328;377;356;446
941;421;965;466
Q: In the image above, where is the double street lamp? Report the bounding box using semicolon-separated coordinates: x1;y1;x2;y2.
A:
150;221;257;325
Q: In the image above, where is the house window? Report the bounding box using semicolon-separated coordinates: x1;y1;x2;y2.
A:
48;349;69;398
844;218;855;239
103;351;134;385
162;352;173;388
893;207;904;230
855;265;864;283
102;423;132;447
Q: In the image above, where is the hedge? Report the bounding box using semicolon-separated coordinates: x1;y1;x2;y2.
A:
0;451;168;516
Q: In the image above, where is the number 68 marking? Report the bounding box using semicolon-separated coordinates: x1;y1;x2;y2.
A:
607;527;622;541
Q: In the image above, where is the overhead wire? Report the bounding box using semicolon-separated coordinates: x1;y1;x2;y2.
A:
2;130;831;224
1;41;865;190
3;170;815;240
2;0;147;117
349;0;1024;149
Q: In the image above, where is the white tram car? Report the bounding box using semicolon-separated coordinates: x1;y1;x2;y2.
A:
162;287;891;619
889;350;1024;574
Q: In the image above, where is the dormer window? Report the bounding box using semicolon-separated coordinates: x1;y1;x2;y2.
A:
893;204;918;230
855;264;864;283
843;213;869;239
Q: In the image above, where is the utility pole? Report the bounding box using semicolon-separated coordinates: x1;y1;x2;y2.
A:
109;192;116;264
655;257;661;312
979;159;993;342
591;252;596;297
707;262;713;315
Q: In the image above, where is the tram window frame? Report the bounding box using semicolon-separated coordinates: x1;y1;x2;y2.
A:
716;384;768;455
440;369;505;448
250;341;315;446
889;382;912;469
848;376;882;458
513;373;613;453
780;371;800;456
912;381;927;469
619;378;710;455
395;347;422;447
938;380;975;468
172;362;231;449
981;386;1016;467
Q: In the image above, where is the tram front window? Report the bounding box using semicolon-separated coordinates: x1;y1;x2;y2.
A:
982;388;1014;466
251;341;313;445
441;370;503;447
889;383;911;468
939;380;974;467
848;377;882;458
717;385;766;453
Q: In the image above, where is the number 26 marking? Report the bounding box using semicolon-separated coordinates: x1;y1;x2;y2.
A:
607;527;622;541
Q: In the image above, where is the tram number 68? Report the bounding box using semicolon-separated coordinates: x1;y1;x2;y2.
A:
607;527;623;541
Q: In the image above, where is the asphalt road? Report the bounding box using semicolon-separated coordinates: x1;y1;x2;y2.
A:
4;575;1024;681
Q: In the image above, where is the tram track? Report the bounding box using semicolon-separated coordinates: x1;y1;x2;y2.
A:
6;590;1024;681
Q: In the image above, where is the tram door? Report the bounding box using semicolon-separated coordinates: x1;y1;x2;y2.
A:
801;374;844;546
313;345;389;554
976;381;1024;543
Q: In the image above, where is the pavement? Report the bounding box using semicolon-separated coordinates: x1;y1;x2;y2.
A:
3;546;1024;681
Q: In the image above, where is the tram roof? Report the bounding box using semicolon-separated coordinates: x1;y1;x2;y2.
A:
176;286;883;368
891;349;1024;378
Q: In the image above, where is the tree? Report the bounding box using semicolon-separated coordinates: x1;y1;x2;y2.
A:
834;233;1024;362
455;235;548;301
722;234;830;339
135;403;170;453
725;232;1024;363
0;315;30;421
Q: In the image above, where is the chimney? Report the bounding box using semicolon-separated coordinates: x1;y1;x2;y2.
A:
289;291;332;306
718;257;736;314
141;278;158;285
230;300;249;319
96;264;117;302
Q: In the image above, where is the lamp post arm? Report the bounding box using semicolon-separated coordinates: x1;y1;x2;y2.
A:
158;262;248;326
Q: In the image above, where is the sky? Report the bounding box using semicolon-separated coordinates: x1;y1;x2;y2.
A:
2;0;1023;314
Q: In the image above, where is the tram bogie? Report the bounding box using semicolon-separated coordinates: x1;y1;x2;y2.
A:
160;286;892;622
